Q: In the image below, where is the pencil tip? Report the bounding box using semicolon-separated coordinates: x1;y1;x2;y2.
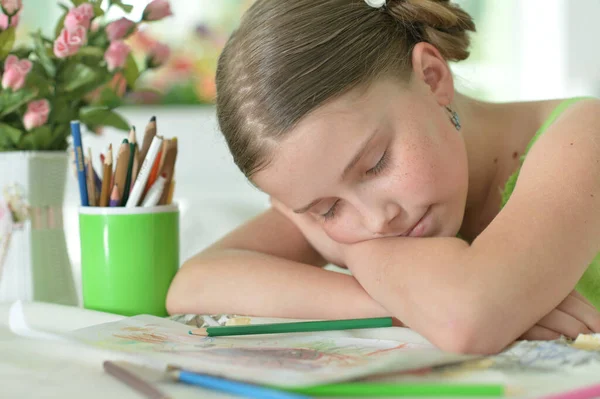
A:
150;116;156;122
122;138;128;144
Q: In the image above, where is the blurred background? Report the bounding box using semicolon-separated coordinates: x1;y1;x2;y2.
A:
13;0;600;299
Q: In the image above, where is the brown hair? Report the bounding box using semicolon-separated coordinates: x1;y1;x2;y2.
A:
216;0;475;179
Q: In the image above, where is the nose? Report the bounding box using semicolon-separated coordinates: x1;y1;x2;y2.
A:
361;202;402;235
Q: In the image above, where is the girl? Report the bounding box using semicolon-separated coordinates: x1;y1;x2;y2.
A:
167;0;600;354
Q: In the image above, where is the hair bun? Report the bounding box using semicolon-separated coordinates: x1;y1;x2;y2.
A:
386;0;476;61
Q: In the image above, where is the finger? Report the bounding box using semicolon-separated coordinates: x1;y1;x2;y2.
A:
569;290;595;307
536;308;591;339
519;325;561;341
558;294;600;333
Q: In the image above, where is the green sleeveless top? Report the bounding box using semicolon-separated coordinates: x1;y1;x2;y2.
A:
500;97;600;310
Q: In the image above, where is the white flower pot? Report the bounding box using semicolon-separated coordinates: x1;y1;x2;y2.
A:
0;151;77;305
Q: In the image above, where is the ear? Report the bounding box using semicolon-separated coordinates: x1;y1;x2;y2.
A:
410;42;454;106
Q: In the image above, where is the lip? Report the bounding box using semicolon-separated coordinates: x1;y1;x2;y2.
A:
405;207;430;237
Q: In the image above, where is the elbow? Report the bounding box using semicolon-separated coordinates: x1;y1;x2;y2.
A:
166;260;197;315
424;307;512;355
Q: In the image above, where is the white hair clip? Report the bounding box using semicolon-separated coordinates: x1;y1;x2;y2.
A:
365;0;386;8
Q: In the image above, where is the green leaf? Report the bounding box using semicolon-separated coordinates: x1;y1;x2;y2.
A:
109;0;134;13
0;123;23;145
32;32;56;77
25;70;52;98
123;53;139;88
20;126;53;150
79;107;130;131
70;0;86;6
0;89;37;118
92;4;105;16
0;27;16;60
63;63;98;91
77;46;105;58
97;87;123;108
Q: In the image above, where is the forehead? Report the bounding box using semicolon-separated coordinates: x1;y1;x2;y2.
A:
253;78;415;206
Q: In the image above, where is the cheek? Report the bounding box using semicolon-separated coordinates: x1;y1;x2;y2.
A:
321;214;369;244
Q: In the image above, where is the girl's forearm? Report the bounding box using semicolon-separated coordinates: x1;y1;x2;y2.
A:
166;249;390;319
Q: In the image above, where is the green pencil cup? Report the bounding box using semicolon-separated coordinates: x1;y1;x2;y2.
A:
79;204;179;316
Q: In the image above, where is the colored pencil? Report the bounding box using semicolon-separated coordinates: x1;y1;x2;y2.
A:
165;180;175;205
126;135;163;207
99;145;113;207
157;137;177;205
70;121;88;206
189;317;393;337
142;174;167;207
103;361;170;399
537;382;600;399
277;383;505;397
128;126;140;189
139;116;156;166
170;369;309;399
109;185;120;207
113;139;130;205
121;133;136;205
86;150;97;207
145;141;165;193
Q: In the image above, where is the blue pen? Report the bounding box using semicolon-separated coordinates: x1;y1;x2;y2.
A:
70;120;89;206
171;370;311;399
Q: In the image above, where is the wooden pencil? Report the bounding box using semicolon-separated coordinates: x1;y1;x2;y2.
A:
103;361;171;399
157;138;177;205
165;180;175;205
189;317;394;337
128;127;140;187
86;150;97;206
122;139;136;205
139;116;156;167
144;142;164;194
113;139;131;205
99;145;113;207
109;185;120;207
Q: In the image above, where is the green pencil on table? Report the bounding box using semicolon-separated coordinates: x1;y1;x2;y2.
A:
189;316;394;337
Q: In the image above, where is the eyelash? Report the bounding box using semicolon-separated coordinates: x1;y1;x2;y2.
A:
320;150;390;221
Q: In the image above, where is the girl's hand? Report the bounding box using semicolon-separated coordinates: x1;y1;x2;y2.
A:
270;197;348;267
520;290;600;341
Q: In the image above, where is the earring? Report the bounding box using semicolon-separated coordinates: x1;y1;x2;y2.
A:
446;106;461;131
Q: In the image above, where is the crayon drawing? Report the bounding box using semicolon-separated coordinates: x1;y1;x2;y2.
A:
69;315;473;386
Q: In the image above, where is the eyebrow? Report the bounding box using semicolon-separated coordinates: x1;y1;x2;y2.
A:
293;128;380;213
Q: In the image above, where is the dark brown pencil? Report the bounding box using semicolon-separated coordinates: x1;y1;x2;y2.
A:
103;361;171;399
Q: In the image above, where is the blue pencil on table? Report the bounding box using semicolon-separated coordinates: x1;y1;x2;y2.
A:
70;120;89;206
171;369;310;399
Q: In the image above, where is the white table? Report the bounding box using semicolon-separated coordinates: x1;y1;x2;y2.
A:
0;301;437;399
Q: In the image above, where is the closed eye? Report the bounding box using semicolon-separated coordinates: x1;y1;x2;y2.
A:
366;149;389;175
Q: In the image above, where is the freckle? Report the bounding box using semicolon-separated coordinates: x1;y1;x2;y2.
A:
570;142;574;146
512;152;518;159
493;158;498;164
592;194;595;198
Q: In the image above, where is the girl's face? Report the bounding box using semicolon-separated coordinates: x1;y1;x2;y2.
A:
254;77;469;244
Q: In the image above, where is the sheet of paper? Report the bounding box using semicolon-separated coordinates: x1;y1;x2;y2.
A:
66;314;476;387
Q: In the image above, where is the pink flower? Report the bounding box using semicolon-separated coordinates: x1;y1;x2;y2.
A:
147;41;170;68
105;17;135;41
142;0;172;21
64;3;94;32
104;41;130;71
109;73;127;97
1;54;32;91
1;0;21;16
53;26;87;58
0;9;19;29
23;99;50;131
